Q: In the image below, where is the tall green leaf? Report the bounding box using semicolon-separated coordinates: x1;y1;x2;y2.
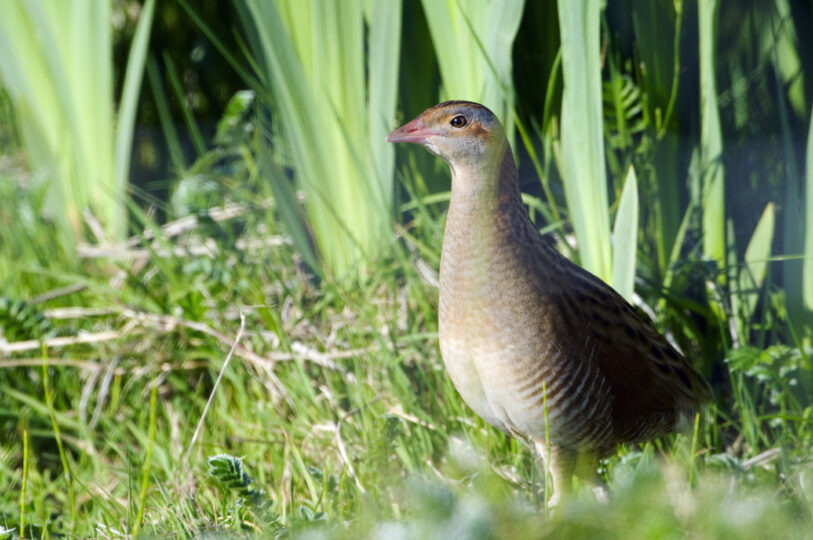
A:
0;0;153;242
365;0;401;218
239;0;401;277
803;109;813;341
773;8;807;343
114;0;155;231
612;166;639;301
731;203;775;340
698;0;725;267
773;0;807;117
556;0;611;281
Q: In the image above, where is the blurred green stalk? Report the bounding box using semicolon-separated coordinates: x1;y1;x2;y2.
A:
612;166;639;301
0;0;154;242
802;109;813;343
238;0;401;278
556;0;612;281
698;0;726;268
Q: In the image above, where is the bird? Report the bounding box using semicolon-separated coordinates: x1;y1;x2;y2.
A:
387;101;712;506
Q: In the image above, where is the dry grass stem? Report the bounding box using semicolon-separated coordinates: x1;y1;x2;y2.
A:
183;312;246;469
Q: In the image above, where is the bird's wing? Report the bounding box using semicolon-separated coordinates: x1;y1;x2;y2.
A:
546;258;712;438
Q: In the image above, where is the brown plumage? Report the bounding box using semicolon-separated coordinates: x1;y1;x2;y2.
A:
387;101;712;505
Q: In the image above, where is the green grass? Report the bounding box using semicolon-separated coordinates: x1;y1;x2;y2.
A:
0;149;811;537
1;1;812;538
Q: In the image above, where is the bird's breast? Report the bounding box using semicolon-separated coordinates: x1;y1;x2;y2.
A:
438;221;543;431
437;221;510;431
438;216;614;449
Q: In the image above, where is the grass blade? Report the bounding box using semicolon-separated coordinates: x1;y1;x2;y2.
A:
146;54;186;172
113;0;155;239
804;109;813;342
698;0;725;267
612;166;639;301
238;0;400;277
163;52;207;159
556;0;611;280
130;383;157;538
257;147;320;273
731;203;775;339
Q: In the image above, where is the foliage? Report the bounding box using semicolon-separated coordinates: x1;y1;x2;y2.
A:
0;0;811;538
698;0;726;267
225;0;402;278
0;0;155;242
557;0;613;281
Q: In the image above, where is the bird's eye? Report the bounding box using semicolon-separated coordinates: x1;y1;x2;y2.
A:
450;115;467;128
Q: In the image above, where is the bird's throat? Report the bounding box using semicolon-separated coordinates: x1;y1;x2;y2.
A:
445;147;525;248
440;147;531;311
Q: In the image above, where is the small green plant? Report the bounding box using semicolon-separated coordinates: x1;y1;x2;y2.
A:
0;297;52;342
208;453;280;528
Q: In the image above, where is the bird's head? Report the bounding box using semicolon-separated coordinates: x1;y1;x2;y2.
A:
386;101;507;173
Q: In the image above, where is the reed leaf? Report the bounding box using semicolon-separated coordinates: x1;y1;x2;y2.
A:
612;166;639;302
772;8;806;342
732;203;775;340
114;0;155;230
239;0;401;278
698;0;725;268
556;0;611;281
0;0;153;242
804;109;813;341
365;0;401;224
773;0;806;117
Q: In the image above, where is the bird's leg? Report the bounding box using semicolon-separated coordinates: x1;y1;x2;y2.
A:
574;452;608;504
535;440;577;508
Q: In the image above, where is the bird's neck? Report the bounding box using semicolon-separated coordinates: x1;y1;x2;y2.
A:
445;146;530;242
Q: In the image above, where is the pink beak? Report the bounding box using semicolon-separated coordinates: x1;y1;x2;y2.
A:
386;116;436;144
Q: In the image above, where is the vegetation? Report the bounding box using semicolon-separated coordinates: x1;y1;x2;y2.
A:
0;0;155;242
0;0;812;538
